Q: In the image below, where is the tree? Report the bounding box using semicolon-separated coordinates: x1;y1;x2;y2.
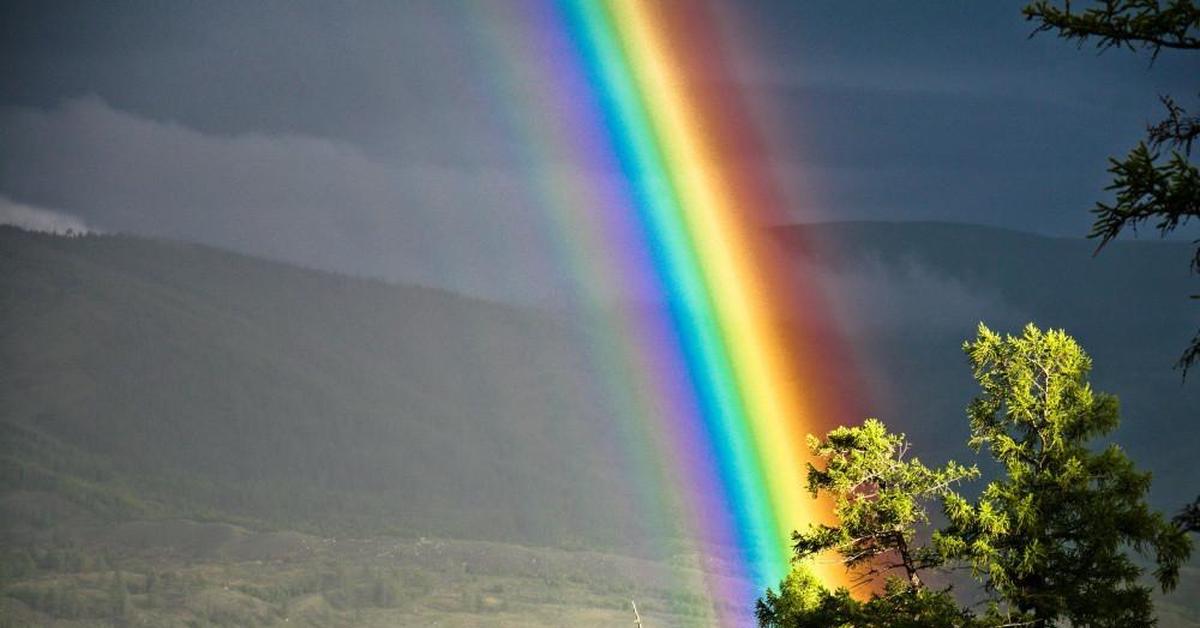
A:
757;419;979;627
756;566;984;628
1024;0;1200;372
760;324;1190;626
1175;494;1200;531
757;567;844;628
1025;0;1200;55
794;420;978;589
935;324;1191;627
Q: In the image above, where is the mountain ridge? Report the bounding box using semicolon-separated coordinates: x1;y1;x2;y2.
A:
2;220;1196;545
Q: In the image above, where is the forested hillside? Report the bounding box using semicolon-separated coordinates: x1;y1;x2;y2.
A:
2;222;1198;625
4;222;1197;548
0;226;646;550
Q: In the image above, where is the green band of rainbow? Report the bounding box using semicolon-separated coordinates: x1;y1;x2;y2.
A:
465;0;871;619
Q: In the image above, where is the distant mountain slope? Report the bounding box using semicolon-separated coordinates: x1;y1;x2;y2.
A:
777;221;1199;505
0;227;646;549
2;221;1196;556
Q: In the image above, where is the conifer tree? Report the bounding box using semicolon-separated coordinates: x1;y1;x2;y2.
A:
758;420;979;627
793;420;978;590
760;324;1190;626
935;323;1191;627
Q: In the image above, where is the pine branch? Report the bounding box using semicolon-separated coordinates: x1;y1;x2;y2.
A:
1024;0;1200;58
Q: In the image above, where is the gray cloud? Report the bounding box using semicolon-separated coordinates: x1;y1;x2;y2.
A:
0;1;520;168
806;255;1025;334
2;0;1195;300
0;195;92;235
0;97;569;303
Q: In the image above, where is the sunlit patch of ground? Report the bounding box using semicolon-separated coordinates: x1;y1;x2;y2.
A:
0;515;740;627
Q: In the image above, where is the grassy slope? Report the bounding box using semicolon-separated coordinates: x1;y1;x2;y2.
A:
0;227;650;550
2;223;1198;625
0;518;725;627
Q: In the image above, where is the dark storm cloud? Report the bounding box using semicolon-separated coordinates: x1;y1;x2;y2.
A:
765;83;1122;229
0;1;582;302
0;97;570;303
725;0;1197;233
0;0;514;167
1;0;1196;297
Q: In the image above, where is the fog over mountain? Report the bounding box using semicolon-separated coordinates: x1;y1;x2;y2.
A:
2;1;1196;307
2;221;1197;625
4;221;1195;530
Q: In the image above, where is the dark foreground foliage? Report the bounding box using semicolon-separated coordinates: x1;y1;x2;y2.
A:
759;324;1191;627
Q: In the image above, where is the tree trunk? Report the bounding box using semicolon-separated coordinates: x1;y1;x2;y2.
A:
895;534;923;589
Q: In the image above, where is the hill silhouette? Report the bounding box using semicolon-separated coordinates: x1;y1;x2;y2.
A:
0;226;648;550
2;221;1196;550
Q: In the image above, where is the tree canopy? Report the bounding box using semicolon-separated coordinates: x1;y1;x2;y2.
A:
792;420;977;590
1024;0;1200;55
756;420;979;628
758;324;1191;627
936;324;1190;627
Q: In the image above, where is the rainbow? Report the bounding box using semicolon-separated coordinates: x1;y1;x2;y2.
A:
467;0;871;621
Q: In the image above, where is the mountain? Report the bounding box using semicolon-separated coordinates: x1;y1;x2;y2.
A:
2;219;1200;619
1;222;1197;625
4;221;1197;539
0;226;648;550
778;221;1199;506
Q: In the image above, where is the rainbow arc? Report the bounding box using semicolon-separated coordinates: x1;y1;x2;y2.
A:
470;1;873;620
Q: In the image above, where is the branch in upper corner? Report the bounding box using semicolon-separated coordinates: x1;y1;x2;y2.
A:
1023;0;1200;58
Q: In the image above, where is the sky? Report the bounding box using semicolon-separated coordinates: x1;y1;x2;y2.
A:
1;0;1196;302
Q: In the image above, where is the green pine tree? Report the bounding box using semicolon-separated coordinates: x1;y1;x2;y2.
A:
758;419;979;627
794;419;978;589
761;323;1191;626
935;323;1192;627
